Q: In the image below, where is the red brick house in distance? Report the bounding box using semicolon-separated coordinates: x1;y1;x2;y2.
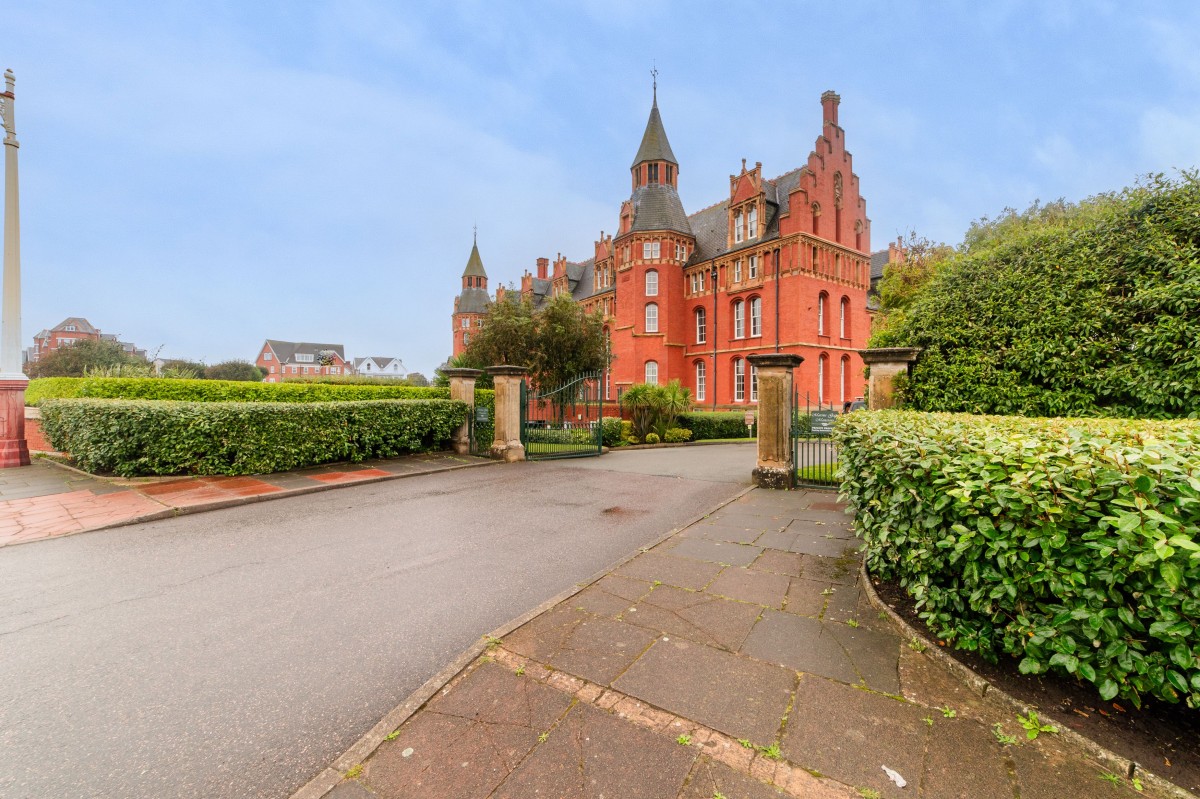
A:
257;341;350;383
452;89;872;409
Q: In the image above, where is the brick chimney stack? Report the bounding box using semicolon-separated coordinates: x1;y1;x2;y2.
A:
821;90;840;126
536;257;549;280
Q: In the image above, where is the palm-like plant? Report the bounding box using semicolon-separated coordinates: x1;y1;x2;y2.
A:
621;380;692;441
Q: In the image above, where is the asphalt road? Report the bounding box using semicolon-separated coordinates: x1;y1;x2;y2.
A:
0;445;754;799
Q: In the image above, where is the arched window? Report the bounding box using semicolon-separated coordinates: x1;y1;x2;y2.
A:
750;364;759;402
840;296;849;338
645;303;659;333
645;269;658;296
695;360;707;401
749;297;762;337
818;354;828;405
733;300;745;338
733;358;746;401
812;202;820;236
645;361;659;386
818;293;828;336
695;307;707;344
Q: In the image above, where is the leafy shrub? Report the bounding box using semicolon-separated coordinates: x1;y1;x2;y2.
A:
663;427;692;443
872;174;1200;419
678;412;750;440
204;360;265;381
625;435;640;445
600;417;623;447
644;432;661;444
620;420;633;440
837;410;1200;707
40;398;467;477
620;381;692;440
792;412;812;437
26;377;495;412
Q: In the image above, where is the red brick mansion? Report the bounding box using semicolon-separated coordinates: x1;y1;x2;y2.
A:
453;90;872;409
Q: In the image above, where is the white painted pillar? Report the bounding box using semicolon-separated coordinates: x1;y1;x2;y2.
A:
0;68;30;467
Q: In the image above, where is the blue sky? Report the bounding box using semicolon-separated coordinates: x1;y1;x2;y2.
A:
5;1;1197;375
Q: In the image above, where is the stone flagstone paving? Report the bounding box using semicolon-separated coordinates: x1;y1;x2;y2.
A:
335;488;1171;799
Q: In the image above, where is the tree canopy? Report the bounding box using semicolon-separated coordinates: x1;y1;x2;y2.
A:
463;294;607;388
26;338;148;378
872;173;1200;418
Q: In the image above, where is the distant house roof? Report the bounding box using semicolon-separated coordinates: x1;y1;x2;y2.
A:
265;340;346;363
52;317;98;334
870;250;889;282
353;356;406;373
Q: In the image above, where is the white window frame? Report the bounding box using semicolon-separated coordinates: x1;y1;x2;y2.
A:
461;318;469;328
296;353;315;363
645;360;659;385
735;210;744;243
733;260;743;282
750;364;758;402
605;369;611;400
748;254;758;279
748;205;758;238
263;351;272;360
695;361;706;401
840;297;848;338
734;358;745;402
839;357;847;404
750;297;762;337
733;300;745;339
695;307;707;344
643;241;652;259
818;356;827;405
818;294;827;336
645;302;659;333
645;269;658;296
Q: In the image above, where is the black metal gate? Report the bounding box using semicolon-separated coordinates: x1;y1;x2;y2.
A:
467;403;493;457
792;392;839;488
522;372;603;460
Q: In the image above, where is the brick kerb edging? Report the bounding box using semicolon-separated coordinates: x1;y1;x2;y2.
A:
289;482;758;799
9;456;500;550
860;561;1197;799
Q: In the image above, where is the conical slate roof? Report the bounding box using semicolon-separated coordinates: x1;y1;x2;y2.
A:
461;241;487;278
630;99;678;168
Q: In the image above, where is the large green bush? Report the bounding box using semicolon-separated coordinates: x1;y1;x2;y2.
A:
27;377;495;411
872;173;1200;419
679;411;751;440
837;410;1200;707
40;398;467;477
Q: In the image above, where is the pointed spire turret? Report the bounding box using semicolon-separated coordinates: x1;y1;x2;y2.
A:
461;240;487;281
631;97;678;169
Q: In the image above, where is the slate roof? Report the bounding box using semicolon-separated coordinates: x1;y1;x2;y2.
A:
462;241;487;278
870;249;889;282
683;167;806;264
353;356;406;373
265;340;346;363
51;316;98;335
631;100;678;167
456;287;491;314
631;183;692;236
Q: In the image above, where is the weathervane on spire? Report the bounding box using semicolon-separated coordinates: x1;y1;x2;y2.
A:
651;63;658;104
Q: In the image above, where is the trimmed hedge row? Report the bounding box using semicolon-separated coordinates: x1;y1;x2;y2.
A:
678;412;752;440
40;398;467;477
26;377;470;405
836;411;1200;707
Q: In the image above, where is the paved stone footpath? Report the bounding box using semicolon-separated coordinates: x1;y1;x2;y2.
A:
0;453;489;547
323;488;1166;799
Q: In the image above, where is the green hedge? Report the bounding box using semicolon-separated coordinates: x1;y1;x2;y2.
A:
25;377;484;405
678;412;751;440
600;417;623;447
836;411;1200;707
40;398;467;477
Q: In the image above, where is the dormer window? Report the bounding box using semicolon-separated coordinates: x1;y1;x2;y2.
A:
296;353;314;363
647;163;659;184
748;205;758;238
734;210;744;243
65;325;76;332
